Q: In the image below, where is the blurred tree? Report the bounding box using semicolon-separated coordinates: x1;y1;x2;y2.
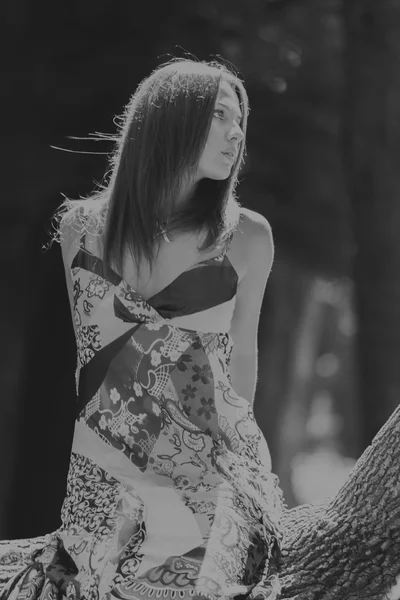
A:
342;0;400;448
273;276;327;507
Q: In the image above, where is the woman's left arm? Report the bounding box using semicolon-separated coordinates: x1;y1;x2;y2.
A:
228;212;275;407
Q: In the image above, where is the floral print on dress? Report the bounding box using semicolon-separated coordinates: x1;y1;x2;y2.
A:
85;276;110;300
0;212;284;600
76;324;102;367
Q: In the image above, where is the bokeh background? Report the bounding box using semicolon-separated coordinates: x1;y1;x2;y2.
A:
2;0;400;539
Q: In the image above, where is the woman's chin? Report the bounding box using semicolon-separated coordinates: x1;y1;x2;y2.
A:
205;169;231;181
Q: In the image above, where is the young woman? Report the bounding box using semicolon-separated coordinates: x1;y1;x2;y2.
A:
0;59;284;600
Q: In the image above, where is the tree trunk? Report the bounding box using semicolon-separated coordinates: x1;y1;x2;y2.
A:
278;400;400;600
342;0;400;449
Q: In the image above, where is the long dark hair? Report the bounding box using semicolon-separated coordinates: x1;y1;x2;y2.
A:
56;58;249;275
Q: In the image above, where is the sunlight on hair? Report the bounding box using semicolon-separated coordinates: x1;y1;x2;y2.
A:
50;56;249;280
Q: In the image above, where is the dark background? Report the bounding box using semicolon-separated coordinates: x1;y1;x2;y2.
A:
2;0;400;537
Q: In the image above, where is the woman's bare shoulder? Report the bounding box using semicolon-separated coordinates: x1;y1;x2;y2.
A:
237;207;273;240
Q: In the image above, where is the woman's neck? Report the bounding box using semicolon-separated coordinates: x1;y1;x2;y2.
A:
176;176;199;208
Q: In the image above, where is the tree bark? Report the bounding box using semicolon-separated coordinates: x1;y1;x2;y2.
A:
278;400;400;600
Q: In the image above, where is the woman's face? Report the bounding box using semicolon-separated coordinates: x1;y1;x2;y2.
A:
196;80;244;181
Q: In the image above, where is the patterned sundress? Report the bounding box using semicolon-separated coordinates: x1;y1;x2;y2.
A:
0;212;284;600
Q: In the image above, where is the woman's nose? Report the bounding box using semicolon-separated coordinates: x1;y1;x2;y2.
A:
228;124;244;142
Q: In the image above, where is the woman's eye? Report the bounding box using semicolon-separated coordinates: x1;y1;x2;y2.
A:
214;109;225;120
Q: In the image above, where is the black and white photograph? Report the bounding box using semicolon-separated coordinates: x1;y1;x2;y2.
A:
1;2;400;599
